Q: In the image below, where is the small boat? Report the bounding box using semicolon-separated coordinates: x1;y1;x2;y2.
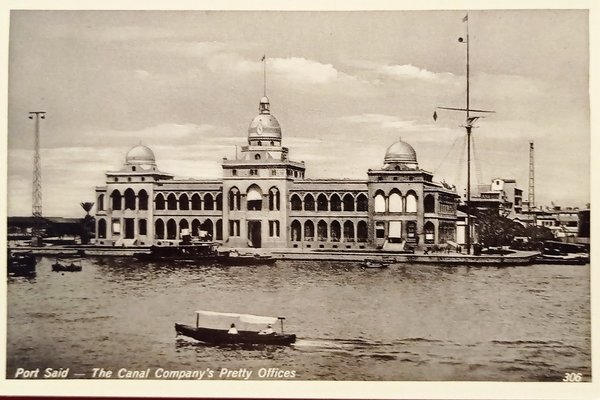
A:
51;259;82;272
360;259;389;269
8;251;36;276
175;310;296;346
217;250;276;265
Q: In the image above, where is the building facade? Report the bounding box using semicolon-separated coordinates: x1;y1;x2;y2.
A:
94;96;459;250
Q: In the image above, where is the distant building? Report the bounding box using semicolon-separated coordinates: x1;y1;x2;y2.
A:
469;178;523;218
94;95;460;250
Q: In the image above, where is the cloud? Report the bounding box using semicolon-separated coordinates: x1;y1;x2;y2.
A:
377;64;457;83
340;113;450;133
270;57;340;84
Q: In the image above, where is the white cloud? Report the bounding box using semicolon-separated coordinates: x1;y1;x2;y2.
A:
270;57;339;84
340;113;449;133
377;64;456;83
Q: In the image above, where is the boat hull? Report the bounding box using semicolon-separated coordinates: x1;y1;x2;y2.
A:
175;323;296;345
52;263;82;272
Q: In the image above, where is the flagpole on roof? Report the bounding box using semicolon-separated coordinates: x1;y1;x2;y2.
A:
262;54;267;97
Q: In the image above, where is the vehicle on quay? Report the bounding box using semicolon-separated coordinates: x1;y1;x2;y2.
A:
175;310;296;346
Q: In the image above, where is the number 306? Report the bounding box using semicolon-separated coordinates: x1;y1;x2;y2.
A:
563;373;582;382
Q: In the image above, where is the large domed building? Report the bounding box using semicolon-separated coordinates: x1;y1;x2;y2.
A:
94;94;459;250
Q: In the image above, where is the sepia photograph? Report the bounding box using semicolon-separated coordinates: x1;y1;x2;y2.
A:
2;2;597;399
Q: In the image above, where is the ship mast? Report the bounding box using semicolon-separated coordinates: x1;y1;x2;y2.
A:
433;13;495;253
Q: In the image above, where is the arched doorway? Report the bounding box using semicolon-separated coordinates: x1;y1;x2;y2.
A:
155;219;164;239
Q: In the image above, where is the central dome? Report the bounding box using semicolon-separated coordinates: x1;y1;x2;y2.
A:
384;139;417;164
248;96;282;141
126;144;156;165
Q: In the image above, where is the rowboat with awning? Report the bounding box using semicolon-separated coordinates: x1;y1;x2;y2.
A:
175;310;296;345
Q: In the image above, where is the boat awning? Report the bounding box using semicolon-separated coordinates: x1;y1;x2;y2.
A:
196;310;279;325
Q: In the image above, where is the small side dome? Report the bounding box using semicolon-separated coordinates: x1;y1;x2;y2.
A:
384;139;417;165
126;144;156;166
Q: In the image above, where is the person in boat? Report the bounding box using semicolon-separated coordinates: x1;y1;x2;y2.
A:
227;323;238;334
259;324;274;335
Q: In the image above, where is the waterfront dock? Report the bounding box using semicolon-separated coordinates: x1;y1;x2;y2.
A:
8;244;540;265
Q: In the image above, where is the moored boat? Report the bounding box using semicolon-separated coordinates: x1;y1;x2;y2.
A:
134;242;218;263
359;259;389;269
8;251;36;276
51;259;82;272
175;310;296;346
217;250;276;265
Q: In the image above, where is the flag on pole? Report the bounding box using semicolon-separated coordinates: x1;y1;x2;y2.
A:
462;14;468;22
261;54;266;61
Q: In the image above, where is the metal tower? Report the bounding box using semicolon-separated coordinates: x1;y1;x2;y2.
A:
528;141;535;211
29;111;46;243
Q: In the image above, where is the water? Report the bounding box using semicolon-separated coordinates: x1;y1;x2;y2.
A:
6;257;590;381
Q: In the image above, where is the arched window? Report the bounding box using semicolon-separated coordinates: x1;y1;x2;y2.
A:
317;220;328;241
155;193;165;210
229;188;241;211
192;219;201;237
269;187;280;211
166;219;177;239
191;194;202;210
406;192;418;213
97;219;107;239
304;220;315;241
291;194;302;211
247;185;263;211
201;219;214;238
424;195;435;213
203;193;214;210
389;191;402;212
124;189;136;210
179;193;189;211
357;221;368;242
356;193;368;212
155;219;165;239
343;194;355;212
374;191;386;213
138;190;149;210
330;220;341;242
179;219;189;236
330;194;342;212
317;194;328;211
304;194;315;211
343;220;354;241
216;219;223;240
111;189;122;210
167;194;177;210
215;193;223;211
291;220;302;241
424;221;435;244
97;194;105;211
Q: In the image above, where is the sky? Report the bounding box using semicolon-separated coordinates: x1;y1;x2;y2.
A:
6;9;590;217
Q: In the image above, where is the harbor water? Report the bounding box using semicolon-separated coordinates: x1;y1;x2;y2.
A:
6;257;591;381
